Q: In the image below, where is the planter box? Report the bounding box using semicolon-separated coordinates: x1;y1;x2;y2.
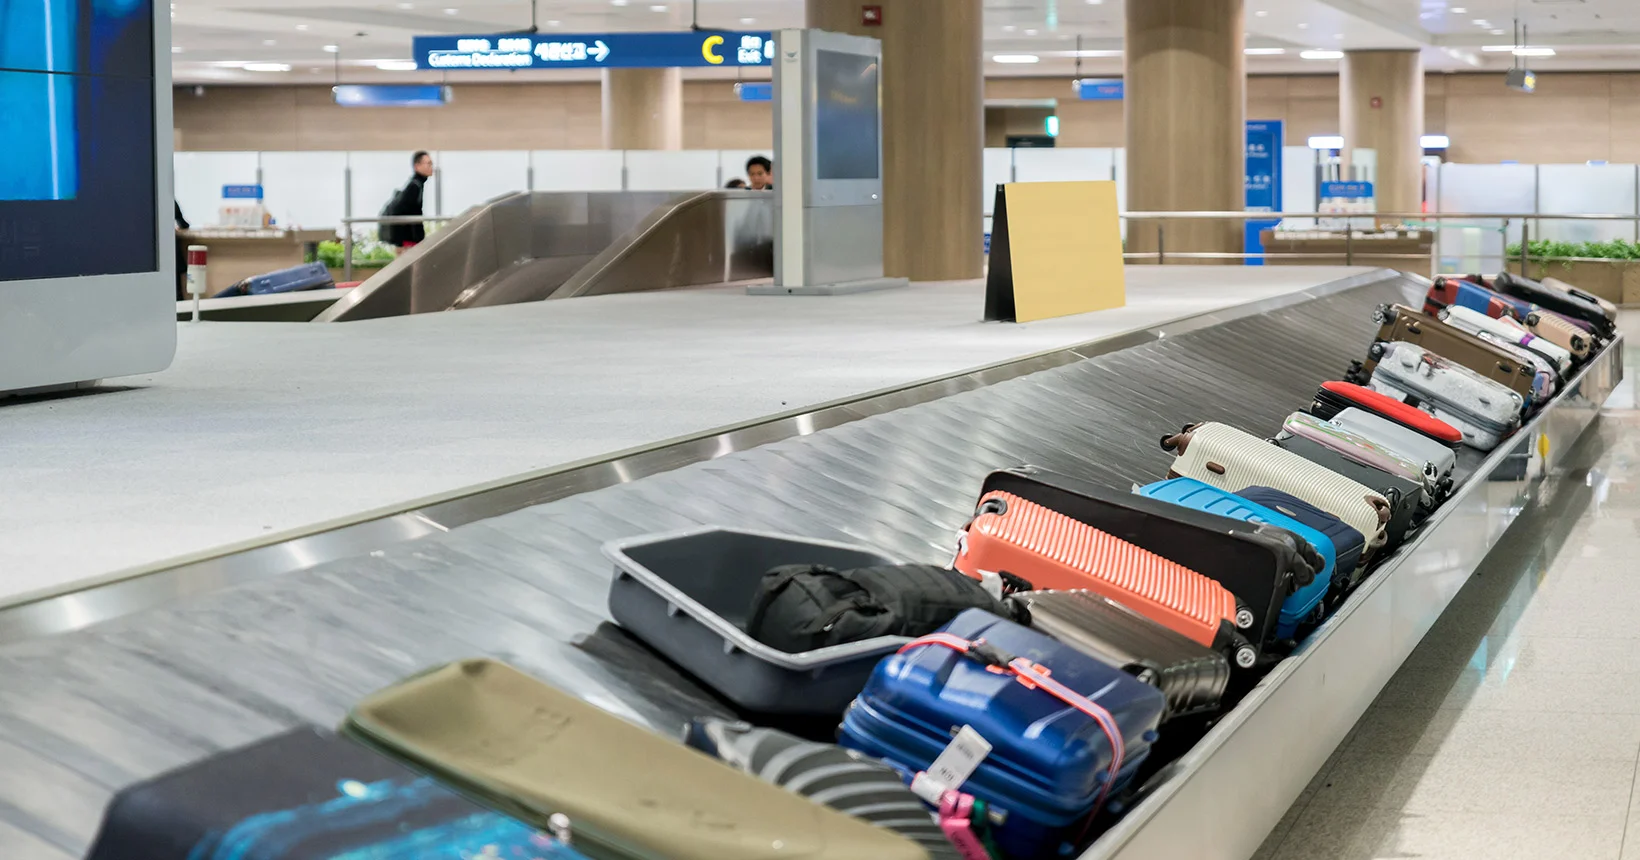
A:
1526;259;1640;306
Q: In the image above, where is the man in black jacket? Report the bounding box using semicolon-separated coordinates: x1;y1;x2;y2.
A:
381;151;433;248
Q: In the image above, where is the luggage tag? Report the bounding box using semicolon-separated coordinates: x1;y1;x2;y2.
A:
909;725;992;806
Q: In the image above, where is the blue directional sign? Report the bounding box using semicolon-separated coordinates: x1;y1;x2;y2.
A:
413;30;774;70
735;82;773;102
1076;78;1123;100
1320;181;1374;200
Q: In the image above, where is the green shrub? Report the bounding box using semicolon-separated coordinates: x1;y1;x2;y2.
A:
1506;238;1640;264
316;239;395;270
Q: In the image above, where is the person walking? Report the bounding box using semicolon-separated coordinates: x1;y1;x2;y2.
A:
380;151;433;250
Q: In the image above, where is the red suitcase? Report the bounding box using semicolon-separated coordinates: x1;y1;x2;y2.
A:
955;490;1258;668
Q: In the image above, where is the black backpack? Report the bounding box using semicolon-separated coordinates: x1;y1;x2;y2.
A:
746;563;1031;654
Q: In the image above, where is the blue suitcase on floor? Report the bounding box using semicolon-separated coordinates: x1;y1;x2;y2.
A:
1135;478;1333;638
838;609;1166;859
218;261;335;297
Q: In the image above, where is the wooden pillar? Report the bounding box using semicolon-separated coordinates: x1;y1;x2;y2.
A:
806;0;984;281
1124;0;1245;264
601;67;683;150
1341;50;1423;216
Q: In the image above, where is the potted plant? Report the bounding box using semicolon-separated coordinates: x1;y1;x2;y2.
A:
1507;238;1640;305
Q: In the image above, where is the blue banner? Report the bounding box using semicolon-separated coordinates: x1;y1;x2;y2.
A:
1320;180;1374;200
1244;120;1283;266
413;31;773;70
221;184;263;199
332;85;449;107
1076;78;1123;100
735;82;772;102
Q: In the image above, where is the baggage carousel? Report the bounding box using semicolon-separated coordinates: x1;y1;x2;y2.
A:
0;269;1622;860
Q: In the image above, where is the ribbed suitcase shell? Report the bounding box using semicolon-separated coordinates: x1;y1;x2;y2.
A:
1161;421;1389;550
1279;411;1435;497
1442;305;1572;374
1367;342;1523;451
956;491;1248;662
1524;309;1592;359
1236;486;1365;591
1310;380;1463;446
1329;407;1457;502
1354;304;1539;403
1132;478;1332;637
1017;589;1230;721
1271;435;1420;553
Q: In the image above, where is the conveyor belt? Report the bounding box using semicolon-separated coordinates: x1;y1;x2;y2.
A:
0;272;1434;858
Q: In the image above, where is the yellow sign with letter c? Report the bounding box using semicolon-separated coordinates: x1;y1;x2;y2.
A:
701;35;724;64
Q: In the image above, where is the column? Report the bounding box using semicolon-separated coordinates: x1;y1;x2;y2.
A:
601;67;683;150
806;0;984;281
1341;50;1423;216
1124;0;1245;263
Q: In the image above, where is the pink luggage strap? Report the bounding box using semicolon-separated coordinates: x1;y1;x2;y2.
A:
898;633;1126;807
937;789;991;860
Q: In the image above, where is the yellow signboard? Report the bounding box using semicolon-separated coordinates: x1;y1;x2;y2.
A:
984;181;1126;323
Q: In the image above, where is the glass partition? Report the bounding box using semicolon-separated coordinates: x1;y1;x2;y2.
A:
1536;163;1639;245
1436;163;1537;274
260;151;345;231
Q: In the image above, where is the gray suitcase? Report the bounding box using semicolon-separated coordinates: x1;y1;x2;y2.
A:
1328;407;1457;504
1366;342;1523;451
1015;589;1230;721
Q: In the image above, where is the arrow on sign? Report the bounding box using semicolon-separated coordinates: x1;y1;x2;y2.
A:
590;39;610;62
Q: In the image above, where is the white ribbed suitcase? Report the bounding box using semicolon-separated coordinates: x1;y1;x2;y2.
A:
1160;421;1390;550
1277;412;1437;501
1328;407;1456;504
1366;342;1523;451
1441;305;1571;377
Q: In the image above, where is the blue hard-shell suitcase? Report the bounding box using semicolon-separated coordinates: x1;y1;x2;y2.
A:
1135;478;1332;638
1237;485;1366;592
838;608;1167;859
218;261;335;297
84;726;586;860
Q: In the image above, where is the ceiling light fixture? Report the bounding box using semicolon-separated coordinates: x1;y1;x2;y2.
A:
739;16;755;23
1300;49;1343;60
1254;9;1269;16
1307;135;1344;149
1002;24;1016;32
323;44;339;52
443;7;457;12
1450;6;1467;13
1473;19;1491;26
546;18;560;25
1296;22;1308;29
992;54;1041;64
611;0;628;5
1086;0;1103;5
1333;33;1343;39
375;59;419;70
243;62;291;71
1244;47;1286;55
396;2;412;7
295;24;307;30
650;3;666;9
1421;134;1450;149
1483;44;1555;56
171;45;183;53
262;38;276;45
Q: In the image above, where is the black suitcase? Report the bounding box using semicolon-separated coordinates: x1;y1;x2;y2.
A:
1015;589;1230;721
84;726;584;860
975;466;1323;661
1493;271;1616;336
1270;435;1421;555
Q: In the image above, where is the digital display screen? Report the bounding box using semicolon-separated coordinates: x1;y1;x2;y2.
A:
814;49;879;181
0;0;157;282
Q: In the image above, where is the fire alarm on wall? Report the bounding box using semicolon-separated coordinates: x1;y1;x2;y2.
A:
1370;96;1382;109
862;4;882;25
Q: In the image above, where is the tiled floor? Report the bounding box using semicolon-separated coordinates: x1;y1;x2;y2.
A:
1253;314;1640;860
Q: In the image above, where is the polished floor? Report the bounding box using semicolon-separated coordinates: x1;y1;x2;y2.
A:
0;266;1367;606
1253;312;1640;860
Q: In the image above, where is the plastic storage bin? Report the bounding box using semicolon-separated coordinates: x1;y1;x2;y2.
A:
604;526;909;715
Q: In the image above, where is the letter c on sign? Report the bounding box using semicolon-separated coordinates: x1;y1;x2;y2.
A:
702;34;724;64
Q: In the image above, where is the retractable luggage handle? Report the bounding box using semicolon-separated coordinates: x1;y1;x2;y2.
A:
898;633;1128;808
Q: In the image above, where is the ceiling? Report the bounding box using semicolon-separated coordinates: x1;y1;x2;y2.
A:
170;0;1640;84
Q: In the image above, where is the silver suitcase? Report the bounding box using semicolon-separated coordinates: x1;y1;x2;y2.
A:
1441;305;1573;375
1366;342;1523;451
1277;411;1437;502
1328;407;1456;504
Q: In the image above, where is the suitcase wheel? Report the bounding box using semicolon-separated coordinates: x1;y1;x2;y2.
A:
1372;304;1397;325
1130;667;1160;687
1233;644;1258;670
1234;604;1256;631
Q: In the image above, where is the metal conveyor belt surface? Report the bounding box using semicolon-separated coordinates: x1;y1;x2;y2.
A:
0;271;1443;858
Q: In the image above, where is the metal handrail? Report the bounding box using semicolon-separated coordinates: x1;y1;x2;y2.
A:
336;214;456;281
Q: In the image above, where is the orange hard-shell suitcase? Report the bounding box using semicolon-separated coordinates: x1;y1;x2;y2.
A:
954;490;1258;668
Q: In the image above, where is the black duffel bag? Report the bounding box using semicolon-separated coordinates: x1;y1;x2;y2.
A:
746;563;1030;653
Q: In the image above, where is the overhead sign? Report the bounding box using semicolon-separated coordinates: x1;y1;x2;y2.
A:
1244;120;1284;266
1076;78;1123;100
413;31;774;70
735;81;772;102
1320;181;1374;200
221;185;263;200
332;85;450;107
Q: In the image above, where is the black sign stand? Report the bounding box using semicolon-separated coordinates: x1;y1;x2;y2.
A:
983;184;1016;322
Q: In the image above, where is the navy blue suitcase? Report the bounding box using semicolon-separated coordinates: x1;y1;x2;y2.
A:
1237;485;1366;592
838;608;1167;859
84;726;586;860
218;261;335;297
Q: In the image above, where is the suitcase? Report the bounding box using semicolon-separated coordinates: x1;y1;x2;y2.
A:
1367;342;1524;451
956;490;1259;669
1494;271;1616;335
343;660;930;860
1328;407;1458;504
1014;589;1230;720
1455;307;1577;374
1348;304;1540;405
1524;308;1593;359
837;609;1167;860
217;261;335;298
1278;411;1438;501
1310;380;1463;447
681;718;961;860
1271;433;1422;554
1158;421;1391;554
1436;274;1601;343
1542;275;1618;321
1424;276;1523;320
84;726;587;860
1236;486;1366;592
1133;478;1333;637
959;466;1323;665
1438;306;1563;393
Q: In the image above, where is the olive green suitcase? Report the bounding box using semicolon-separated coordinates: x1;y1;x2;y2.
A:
342;659;930;860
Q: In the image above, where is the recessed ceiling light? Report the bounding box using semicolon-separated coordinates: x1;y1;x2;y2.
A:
1450;6;1467;13
1002;24;1016;32
243;62;291;71
1299;49;1343;60
739;16;755;23
1513;46;1555;56
1297;22;1308;29
375;59;419;70
650;3;666;9
1244;47;1286;55
546;18;560;25
1254;9;1269;16
443;7;457;12
1307;135;1344;149
1421;134;1450;148
611;0;628;5
295;24;307;30
1086;0;1103;5
1489;28;1506;35
1473;19;1491;26
171;46;183;53
992;54;1041;64
262;38;276;45
396;1;412;7
323;44;339;52
1024;28;1038;35
1333;33;1343;39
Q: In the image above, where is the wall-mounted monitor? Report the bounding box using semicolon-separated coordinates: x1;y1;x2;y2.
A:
0;0;175;394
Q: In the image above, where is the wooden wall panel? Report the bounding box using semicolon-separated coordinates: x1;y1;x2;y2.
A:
1444;73;1610;164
